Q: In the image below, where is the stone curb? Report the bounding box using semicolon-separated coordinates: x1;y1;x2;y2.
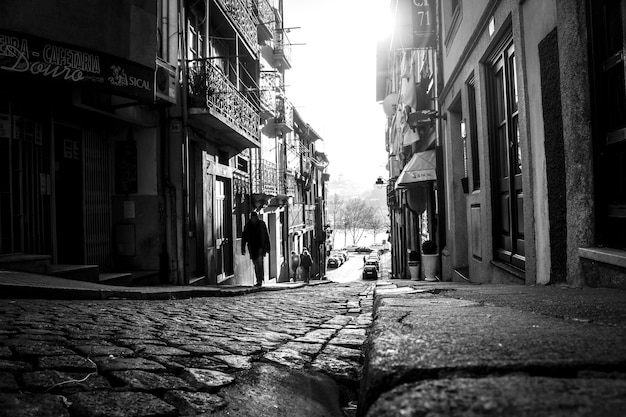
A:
0;279;333;300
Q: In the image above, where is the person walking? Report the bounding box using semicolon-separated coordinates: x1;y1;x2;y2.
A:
242;211;271;287
300;248;313;284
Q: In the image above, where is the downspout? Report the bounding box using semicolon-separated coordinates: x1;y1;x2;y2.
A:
179;0;190;285
161;0;180;284
434;0;446;280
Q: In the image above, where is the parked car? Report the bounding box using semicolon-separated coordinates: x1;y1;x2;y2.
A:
366;255;380;270
344;245;359;252
327;255;341;268
356;246;373;253
362;260;379;280
331;250;347;263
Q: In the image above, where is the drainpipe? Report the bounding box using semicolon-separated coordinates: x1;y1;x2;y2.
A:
178;0;189;285
434;0;445;280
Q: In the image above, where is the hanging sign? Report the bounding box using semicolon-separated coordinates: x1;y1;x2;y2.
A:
412;0;436;48
0;29;154;102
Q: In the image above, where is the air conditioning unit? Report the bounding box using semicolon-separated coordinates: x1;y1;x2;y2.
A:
155;57;177;104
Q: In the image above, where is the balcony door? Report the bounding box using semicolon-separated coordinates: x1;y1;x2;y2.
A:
488;36;525;270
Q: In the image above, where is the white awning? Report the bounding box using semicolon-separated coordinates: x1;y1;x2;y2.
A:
395;150;436;189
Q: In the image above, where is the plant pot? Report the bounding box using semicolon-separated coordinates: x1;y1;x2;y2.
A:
422;253;438;281
408;261;420;280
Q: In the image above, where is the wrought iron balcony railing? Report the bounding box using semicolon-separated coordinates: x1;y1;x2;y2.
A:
255;0;276;41
274;29;292;69
275;95;293;133
251;158;279;196
187;59;260;142
217;0;258;54
259;71;278;117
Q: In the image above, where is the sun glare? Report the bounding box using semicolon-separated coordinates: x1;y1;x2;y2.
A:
373;0;395;40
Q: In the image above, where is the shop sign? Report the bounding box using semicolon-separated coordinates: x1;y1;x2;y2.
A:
0;29;154;102
412;0;436;49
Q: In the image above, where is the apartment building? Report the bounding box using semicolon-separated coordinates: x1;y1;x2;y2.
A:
0;0;330;287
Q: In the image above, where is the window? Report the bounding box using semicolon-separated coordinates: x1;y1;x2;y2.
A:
467;76;480;189
444;0;462;48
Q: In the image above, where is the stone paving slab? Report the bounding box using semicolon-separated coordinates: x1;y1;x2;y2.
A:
358;282;626;416
366;376;626;417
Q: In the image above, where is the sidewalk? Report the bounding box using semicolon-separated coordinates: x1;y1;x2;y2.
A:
358;280;626;416
0;269;331;300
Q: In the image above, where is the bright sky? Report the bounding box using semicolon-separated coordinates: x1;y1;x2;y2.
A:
283;0;391;194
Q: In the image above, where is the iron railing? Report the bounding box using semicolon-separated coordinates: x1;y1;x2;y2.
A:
217;0;258;54
187;59;260;141
260;71;278;115
276;95;293;129
255;0;275;36
251;158;279;196
274;29;292;66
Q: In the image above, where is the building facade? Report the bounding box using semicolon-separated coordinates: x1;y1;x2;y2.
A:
0;0;330;287
379;0;626;289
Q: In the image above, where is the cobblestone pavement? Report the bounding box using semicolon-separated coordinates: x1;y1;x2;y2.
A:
0;281;374;417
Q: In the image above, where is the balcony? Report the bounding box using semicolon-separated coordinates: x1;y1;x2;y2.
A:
259;71;278;120
304;204;316;228
273;29;292;69
255;0;275;44
216;0;258;56
251;158;279;196
285;170;296;196
187;59;260;151
275;95;293;134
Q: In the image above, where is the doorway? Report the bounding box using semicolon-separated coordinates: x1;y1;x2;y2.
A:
487;35;525;270
215;177;233;280
54;123;84;264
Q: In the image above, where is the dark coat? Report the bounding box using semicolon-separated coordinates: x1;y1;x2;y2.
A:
242;218;271;259
300;252;313;268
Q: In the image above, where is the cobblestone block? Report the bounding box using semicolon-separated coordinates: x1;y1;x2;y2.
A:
74;345;134;358
69;391;177;417
213;354;253;370
263;347;309;369
37;355;97;373
310;354;361;385
328;333;366;349
281;341;324;357
134;345;191;356
0;372;19;391
179;368;235;392
151;356;230;372
0;359;33;372
321;345;363;362
163;390;227;414
92;357;166;373
178;344;230;355
109;370;193;392
0;393;69;417
20;370;110;394
12;343;74;357
0;346;13;358
295;328;337;344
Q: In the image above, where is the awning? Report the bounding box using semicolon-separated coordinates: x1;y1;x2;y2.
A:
395;150;436;189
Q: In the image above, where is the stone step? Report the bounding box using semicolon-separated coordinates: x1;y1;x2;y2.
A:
47;264;99;283
98;272;132;286
0;253;51;274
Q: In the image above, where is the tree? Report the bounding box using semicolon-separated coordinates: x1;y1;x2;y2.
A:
342;198;376;245
365;208;388;244
328;193;344;247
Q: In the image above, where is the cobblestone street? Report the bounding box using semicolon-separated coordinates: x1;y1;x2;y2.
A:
0;281;374;417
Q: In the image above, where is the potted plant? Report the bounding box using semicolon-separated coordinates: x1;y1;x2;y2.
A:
408;250;420;280
421;240;438;281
